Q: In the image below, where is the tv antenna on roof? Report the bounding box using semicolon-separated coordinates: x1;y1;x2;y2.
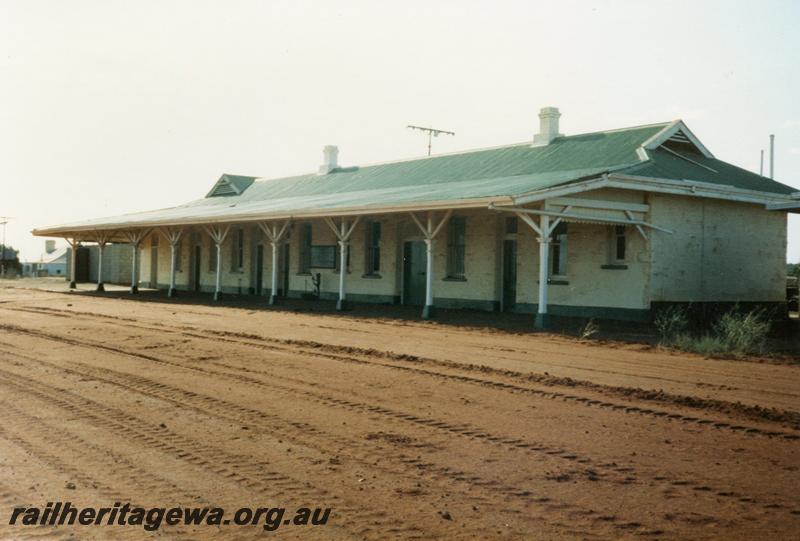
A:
407;125;455;156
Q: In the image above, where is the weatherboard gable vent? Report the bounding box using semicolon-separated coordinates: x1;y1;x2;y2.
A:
206;174;256;198
641;120;714;159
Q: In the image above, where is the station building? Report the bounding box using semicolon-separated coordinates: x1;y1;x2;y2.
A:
34;108;800;326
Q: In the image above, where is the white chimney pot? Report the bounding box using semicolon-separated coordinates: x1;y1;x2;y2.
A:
534;106;563;145
318;145;339;175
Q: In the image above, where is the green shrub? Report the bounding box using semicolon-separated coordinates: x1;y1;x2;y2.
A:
654;306;689;339
713;309;770;355
657;307;771;358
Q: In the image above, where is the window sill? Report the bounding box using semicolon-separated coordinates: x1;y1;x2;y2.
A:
442;276;467;282
296;272;312;276
361;273;382;279
539;278;569;285
601;264;628;270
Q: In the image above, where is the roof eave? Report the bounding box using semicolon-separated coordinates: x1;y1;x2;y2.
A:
31;195;515;239
509;172;797;209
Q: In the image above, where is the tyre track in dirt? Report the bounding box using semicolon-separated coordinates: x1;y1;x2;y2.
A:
0;412;196;539
8;305;798;433
0;344;645;536
2;323;793;524
0;366;421;541
13;302;799;403
0;397;213;508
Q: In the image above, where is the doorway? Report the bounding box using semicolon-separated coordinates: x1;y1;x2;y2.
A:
403;241;427;306
502;239;517;312
150;245;159;288
75;247;90;282
192;245;201;292
255;244;264;295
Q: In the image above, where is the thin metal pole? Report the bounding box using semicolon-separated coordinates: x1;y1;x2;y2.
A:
759;149;764;176
769;134;775;179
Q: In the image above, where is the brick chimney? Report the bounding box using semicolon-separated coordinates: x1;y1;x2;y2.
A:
533;106;563;145
318;145;339;175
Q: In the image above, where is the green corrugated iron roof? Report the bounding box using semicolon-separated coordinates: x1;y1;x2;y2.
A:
622;148;796;195
34;121;798;234
209;123;665;203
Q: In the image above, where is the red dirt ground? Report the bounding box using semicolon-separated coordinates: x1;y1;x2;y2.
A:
0;282;798;539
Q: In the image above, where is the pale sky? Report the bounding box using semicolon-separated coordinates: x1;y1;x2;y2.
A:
2;0;799;262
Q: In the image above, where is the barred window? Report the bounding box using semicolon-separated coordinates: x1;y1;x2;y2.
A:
208;236;217;272
446;216;466;279
550;222;568;277
613;225;626;262
364;221;381;275
299;223;312;274
231;228;244;271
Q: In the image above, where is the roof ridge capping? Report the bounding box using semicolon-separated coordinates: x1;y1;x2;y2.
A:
250;120;674;186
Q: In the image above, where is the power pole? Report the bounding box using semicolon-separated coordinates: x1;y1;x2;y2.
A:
407;125;455;156
0;217;13;278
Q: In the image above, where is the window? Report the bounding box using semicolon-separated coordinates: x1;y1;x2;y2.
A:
151;234;159;248
208;237;217;272
446;216;466;279
505;217;518;234
311;245;337;269
550;223;568;277
364;221;381;275
231;228;244;271
613;225;626;262
299;223;312;274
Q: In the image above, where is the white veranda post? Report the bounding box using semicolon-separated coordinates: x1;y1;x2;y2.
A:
94;231;110;292
488;199;664;329
123;229;149;294
257;220;291;305
161;228;183;298
409;209;452;320
537;215;550;328
324;216;361;311
203;224;230;301
511;207;559;329
66;237;79;289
